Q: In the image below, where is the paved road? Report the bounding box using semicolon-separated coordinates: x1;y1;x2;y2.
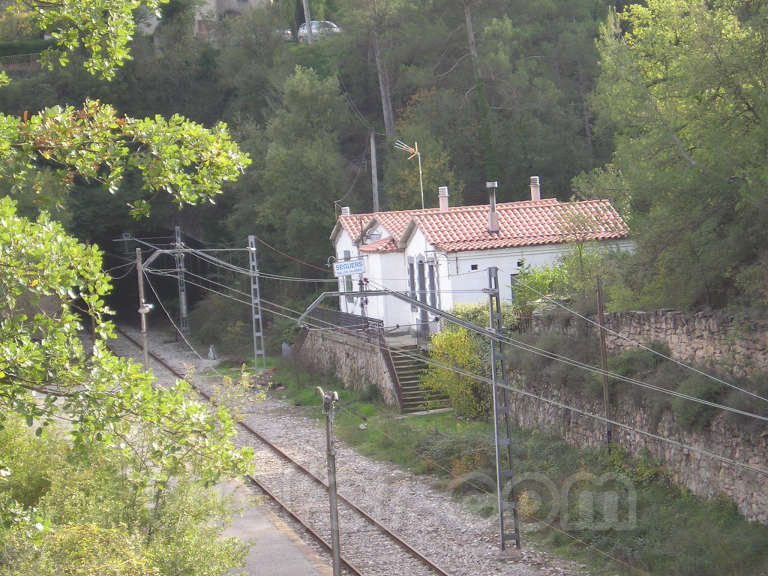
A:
221;481;330;576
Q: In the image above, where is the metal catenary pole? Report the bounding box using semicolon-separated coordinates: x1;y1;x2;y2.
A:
317;387;342;576
135;247;150;368
174;225;189;335
247;236;268;372
486;266;521;551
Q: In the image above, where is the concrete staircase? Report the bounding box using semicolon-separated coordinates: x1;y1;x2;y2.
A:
389;345;450;413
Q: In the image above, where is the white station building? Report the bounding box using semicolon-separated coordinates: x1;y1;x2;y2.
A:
330;178;631;333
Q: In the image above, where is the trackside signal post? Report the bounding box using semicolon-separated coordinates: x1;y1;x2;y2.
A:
317;387;342;576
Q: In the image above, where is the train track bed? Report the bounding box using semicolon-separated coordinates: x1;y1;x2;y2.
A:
111;326;584;576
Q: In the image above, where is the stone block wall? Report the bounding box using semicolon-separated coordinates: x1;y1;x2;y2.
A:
508;374;768;523
296;329;399;408
534;308;768;377
525;308;768;524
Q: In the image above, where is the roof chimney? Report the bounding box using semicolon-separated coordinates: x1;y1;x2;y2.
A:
340;206;351;215
486;181;499;234
438;186;450;211
530;176;541;201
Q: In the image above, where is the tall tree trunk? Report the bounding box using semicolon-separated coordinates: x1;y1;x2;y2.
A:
302;0;313;43
577;60;594;159
463;0;498;181
464;0;478;65
370;0;395;137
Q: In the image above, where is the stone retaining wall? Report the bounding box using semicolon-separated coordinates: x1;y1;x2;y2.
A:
533;308;768;377
526;308;768;524
507;373;768;524
296;329;399;407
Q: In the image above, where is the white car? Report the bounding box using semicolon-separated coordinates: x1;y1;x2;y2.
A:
285;20;341;42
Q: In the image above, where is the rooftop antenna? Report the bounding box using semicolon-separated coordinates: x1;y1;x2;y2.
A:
394;139;424;209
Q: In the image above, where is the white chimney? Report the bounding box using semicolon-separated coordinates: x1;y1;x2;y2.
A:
438;186;450;211
341;206;351;215
530;176;541;201
486;181;499;234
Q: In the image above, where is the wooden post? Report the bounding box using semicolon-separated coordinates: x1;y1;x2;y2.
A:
597;276;611;449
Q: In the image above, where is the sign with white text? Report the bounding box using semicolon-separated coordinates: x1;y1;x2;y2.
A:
333;259;365;277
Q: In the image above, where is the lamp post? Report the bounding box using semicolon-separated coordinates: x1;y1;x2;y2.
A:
394;139;424;209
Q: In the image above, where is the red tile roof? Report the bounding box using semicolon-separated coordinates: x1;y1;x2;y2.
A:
359;236;398;253
335;198;628;254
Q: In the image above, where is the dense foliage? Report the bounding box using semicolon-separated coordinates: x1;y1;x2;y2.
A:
1;0;766;315
0;417;247;574
0;0;253;571
589;0;768;309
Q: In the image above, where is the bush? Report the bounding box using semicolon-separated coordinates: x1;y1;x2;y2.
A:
422;325;490;418
0;418;247;575
671;375;727;430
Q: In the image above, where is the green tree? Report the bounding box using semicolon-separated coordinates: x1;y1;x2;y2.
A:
0;0;252;564
592;0;768;309
229;66;351;273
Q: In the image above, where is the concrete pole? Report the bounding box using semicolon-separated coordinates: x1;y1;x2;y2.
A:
370;130;379;212
136;247;150;368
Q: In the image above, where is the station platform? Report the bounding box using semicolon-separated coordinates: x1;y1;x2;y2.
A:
221;481;330;576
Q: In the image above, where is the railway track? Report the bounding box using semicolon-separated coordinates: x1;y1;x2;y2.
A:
113;328;455;576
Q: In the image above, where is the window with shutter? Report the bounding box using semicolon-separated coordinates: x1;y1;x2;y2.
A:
428;262;437;308
408;259;416;311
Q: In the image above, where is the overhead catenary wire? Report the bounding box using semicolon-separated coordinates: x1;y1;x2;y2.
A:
154;256;768;424
134;273;650;576
511;275;768;405
248;233;329;273
137;241;768;451
301;323;768;478
357;284;768;423
233;294;768;475
109;263;137;281
267;301;768;476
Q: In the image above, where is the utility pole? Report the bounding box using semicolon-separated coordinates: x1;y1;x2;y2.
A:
248;236;268;372
370;130;379;212
136;247;150;368
174;225;189;335
487;266;521;551
596;276;612;449
317;387;341;576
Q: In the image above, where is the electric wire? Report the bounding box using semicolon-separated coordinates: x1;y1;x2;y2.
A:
150;254;768;423
109;263;137;280
135;272;762;574
104;260;135;273
361;281;768;423
305;325;768;478
143;271;204;361
511;276;768;405
248;233;329;273
138;244;768;439
246;298;768;475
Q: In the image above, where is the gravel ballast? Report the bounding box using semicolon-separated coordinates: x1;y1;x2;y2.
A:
111;327;588;576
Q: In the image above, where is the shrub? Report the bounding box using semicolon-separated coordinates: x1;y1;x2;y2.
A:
422;325;490;418
671;375;727;430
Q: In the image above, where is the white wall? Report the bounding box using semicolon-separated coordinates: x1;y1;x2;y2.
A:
335;224;633;332
334;229;362;315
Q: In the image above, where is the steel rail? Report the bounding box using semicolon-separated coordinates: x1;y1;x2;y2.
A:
114;328;454;576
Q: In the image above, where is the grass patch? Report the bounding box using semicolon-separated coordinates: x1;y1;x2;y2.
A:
272;360;768;576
